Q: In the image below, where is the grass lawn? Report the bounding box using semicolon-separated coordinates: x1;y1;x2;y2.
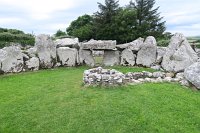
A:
0;66;200;133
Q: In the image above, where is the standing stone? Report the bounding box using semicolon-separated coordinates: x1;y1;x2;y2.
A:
25;57;40;71
79;49;95;67
161;33;198;72
35;34;57;68
184;62;200;89
103;51;120;66
121;49;136;66
136;36;157;67
57;47;78;67
156;46;167;63
116;37;144;51
80;39;116;50
0;46;24;73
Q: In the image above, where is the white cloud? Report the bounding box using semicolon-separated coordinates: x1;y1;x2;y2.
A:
0;17;22;25
0;0;77;20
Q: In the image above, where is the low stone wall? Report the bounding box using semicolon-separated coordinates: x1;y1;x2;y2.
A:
83;67;191;87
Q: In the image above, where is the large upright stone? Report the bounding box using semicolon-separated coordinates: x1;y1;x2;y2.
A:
184;62;200;89
156;46;167;63
161;33;198;72
121;49;136;66
103;51;120;66
81;39;116;50
116;38;144;51
57;47;78;67
79;49;95;66
136;36;157;67
54;38;79;47
0;46;24;73
35;34;57;68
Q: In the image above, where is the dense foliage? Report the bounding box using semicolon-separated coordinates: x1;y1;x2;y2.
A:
65;0;167;44
67;15;94;42
54;29;67;37
0;28;35;48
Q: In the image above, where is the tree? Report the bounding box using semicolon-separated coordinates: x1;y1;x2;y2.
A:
66;14;94;41
55;29;66;37
113;7;137;43
94;0;120;40
132;0;166;38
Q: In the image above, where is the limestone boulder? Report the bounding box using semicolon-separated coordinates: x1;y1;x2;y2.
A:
0;46;24;73
184;62;200;89
54;38;79;47
161;33;198;72
57;47;78;67
121;49;136;66
103;51;120;66
26;47;37;57
136;36;157;67
25;57;40;71
35;34;57;68
79;49;95;66
156;46;167;63
116;38;144;51
81;39;116;50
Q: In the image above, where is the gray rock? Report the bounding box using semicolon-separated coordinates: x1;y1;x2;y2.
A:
25;57;40;71
116;38;144;51
151;65;161;70
79;49;95;67
179;79;190;87
103;50;120;66
121;49;136;66
184;62;200;89
81;39;116;50
26;47;37;57
156;46;167;63
136;36;157;67
152;71;165;78
57;47;78;67
0;46;24;73
161;33;198;72
54;38;79;47
35;34;57;68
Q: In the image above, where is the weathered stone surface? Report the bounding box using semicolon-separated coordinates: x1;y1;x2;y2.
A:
136;36;157;67
26;47;37;57
162;33;198;72
81;39;116;50
156;46;167;63
121;49;136;66
79;49;95;66
25;57;40;71
0;46;24;73
35;34;57;68
57;47;78;66
184;62;200;89
83;67;125;86
54;38;79;47
116;38;144;51
103;51;120;66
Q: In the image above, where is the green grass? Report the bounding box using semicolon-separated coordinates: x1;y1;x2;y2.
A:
0;66;200;133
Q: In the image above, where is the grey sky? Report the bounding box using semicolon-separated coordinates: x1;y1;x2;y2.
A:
0;0;200;36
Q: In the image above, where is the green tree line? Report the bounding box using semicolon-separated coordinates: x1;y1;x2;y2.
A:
62;0;168;44
0;28;35;48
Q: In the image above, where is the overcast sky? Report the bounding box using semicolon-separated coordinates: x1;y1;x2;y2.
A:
0;0;200;36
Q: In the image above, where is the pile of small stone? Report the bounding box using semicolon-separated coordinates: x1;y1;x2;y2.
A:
83;67;190;87
83;67;125;86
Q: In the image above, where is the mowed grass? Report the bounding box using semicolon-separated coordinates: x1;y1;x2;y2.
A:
0;66;200;133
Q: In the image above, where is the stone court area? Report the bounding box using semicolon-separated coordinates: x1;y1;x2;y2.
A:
0;33;200;89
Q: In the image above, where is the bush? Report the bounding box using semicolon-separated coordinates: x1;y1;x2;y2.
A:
0;28;35;48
